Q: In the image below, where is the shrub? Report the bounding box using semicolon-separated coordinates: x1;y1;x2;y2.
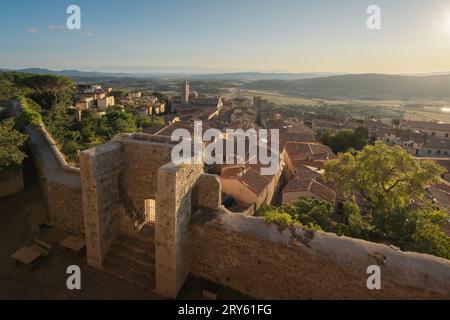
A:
289;197;334;231
264;211;293;229
15;96;43;129
0;118;27;173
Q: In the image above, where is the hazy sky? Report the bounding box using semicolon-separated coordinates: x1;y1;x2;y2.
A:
1;0;450;73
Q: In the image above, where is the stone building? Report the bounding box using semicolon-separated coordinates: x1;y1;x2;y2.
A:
77;134;450;300
401;120;450;139
15;99;450;300
27;128;450;300
171;80;223;112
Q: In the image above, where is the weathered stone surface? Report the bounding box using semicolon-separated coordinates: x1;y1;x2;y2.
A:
27;125;83;235
189;210;450;300
37;128;450;300
80;142;124;269
114;134;174;218
193;174;222;210
0;168;24;198
155;162;204;298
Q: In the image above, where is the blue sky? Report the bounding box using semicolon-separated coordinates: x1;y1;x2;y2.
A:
1;0;450;73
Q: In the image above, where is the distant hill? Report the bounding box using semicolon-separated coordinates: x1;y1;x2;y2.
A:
242;74;450;99
2;68;140;78
0;68;338;81
187;72;338;81
3;69;450;99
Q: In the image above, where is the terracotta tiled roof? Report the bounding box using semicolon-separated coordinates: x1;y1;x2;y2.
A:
283;177;336;203
239;167;272;195
430;182;450;215
401;120;450;132
142;124;168;135
220;164;274;195
285;142;335;162
423;137;450;150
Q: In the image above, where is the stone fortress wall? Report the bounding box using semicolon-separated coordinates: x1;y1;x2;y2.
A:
15;104;450;300
12;101;84;235
189;211;450;299
79;133;219;297
29;125;84;235
79;133;450;300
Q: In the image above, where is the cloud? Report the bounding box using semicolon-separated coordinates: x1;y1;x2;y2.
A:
48;25;65;31
26;27;39;34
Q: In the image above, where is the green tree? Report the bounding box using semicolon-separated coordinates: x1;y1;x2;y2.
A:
136;115;165;129
0;80;15;100
392;119;401;127
325;142;450;259
339;200;369;238
0;118;27;173
22;75;75;110
256;198;334;232
324;141;445;213
106;110;137;137
322;127;369;154
286;197;334;231
110;89;127;100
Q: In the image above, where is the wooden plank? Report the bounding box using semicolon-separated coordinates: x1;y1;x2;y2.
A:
11;247;42;265
60;235;86;252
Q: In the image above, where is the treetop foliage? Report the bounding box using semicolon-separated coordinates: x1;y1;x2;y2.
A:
321;126;369;154
324;141;446;213
0;118;27;173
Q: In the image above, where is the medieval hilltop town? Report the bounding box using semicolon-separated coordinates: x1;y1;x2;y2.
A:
0;77;450;300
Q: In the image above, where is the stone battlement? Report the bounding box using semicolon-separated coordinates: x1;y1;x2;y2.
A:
23;122;450;299
190;209;450;299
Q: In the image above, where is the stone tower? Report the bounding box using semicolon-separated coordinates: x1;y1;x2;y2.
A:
182;80;190;105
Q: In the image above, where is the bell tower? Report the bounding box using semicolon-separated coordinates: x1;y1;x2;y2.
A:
182;80;190;105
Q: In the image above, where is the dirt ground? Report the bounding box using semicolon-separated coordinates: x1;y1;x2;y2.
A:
0;162;162;300
0;161;246;300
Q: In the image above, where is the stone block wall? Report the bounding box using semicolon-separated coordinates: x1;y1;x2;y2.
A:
11;101;83;234
155;162;204;298
45;180;84;234
0;168;24;199
189;211;450;300
113;134;175;220
193;174;222;210
79;142;124;269
27;125;84;235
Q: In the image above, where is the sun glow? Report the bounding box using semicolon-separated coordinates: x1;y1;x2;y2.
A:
441;7;450;35
430;2;450;38
447;13;450;33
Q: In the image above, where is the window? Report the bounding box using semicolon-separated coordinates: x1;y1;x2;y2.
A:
446;134;449;138
428;150;432;154
432;132;436;136
144;199;156;224
437;150;441;155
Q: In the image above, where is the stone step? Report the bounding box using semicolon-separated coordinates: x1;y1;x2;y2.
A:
139;223;155;240
104;228;157;289
115;235;155;257
109;243;155;269
107;250;155;278
104;260;155;289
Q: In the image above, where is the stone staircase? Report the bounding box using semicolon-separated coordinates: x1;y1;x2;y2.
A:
104;224;156;289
